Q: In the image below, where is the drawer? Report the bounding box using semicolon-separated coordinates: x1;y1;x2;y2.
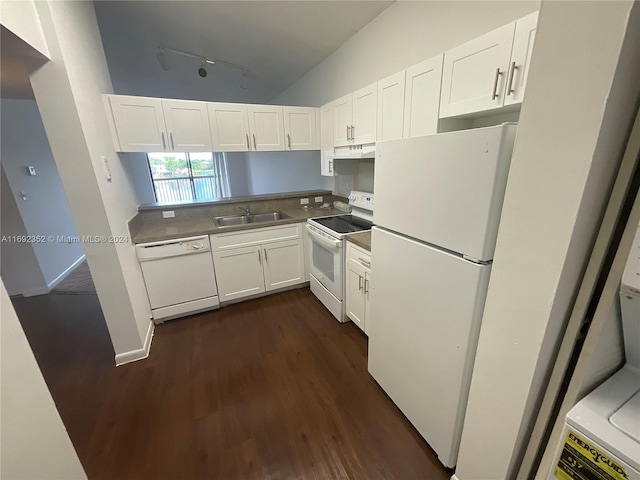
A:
211;223;302;251
347;242;371;271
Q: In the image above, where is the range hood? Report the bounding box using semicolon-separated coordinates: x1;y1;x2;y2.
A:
330;144;376;160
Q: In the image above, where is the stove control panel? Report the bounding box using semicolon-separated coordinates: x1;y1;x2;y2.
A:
349;191;374;211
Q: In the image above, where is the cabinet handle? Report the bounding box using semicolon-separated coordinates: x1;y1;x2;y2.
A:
506;61;517;96
253;133;257;150
246;133;250;150
358;275;363;291
257;250;262;265
287;133;292;149
491;68;502;100
364;278;369;294
359;257;371;268
329;159;333;174
264;248;268;263
161;132;166;151
169;132;175;151
346;125;350;141
351;125;355;141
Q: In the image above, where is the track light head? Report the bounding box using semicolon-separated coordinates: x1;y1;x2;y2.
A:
156;48;171;71
240;70;249;90
198;60;208;78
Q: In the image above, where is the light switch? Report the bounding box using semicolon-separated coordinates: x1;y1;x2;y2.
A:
162;211;175;218
27;166;36;176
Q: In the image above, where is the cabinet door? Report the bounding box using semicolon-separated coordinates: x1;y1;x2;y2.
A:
352;82;377;144
162;99;212;152
346;262;366;332
247;105;286;151
283;107;318;150
333;94;352;147
364;271;371;335
504;11;538;106
320;102;336;176
440;22;516;118
377;71;406;142
108;95;167;152
208;103;251;152
262;239;305;291
403;54;443;138
213;245;265;302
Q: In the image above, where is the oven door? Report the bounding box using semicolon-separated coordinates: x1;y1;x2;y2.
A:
305;223;343;300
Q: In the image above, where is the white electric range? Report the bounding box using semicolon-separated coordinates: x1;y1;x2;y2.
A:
306;191;374;322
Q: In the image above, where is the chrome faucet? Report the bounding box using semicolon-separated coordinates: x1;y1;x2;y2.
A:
237;206;251;215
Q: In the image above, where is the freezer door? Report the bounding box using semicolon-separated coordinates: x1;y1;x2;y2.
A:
373;123;516;262
367;227;491;468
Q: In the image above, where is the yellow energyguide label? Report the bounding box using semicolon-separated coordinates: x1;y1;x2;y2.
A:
555;430;629;480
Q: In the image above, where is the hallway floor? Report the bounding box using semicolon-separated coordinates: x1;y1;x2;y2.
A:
12;288;450;480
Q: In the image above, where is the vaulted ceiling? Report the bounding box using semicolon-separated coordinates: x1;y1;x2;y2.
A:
95;1;393;105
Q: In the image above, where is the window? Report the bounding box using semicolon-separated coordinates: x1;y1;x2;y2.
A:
147;152;231;202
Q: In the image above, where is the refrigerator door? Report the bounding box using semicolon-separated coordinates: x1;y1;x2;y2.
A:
373;123;516;262
367;227;491;468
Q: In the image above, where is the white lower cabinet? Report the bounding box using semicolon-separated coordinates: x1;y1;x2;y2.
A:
211;223;305;303
212;245;265;302
345;242;371;334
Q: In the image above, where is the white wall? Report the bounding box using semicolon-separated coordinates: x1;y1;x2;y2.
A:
245;151;332;195
0;280;87;479
27;0;153;361
455;2;640;479
1;99;85;292
0;168;47;296
226;152;251;197
273;1;539;107
0;0;49;57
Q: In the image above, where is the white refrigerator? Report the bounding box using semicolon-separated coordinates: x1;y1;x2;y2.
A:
367;123;517;468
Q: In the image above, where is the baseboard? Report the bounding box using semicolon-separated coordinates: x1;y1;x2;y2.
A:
114;320;154;366
47;254;86;290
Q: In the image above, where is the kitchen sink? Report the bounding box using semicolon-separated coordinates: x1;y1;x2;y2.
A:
213;211;291;228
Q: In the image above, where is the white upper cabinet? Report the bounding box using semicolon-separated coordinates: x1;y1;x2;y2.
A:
440;22;516;118
107;95;212;153
333;94;353;147
504;11;539;106
247;105;286;151
283;106;319;150
208;103;251;152
320;101;336;176
377;71;406;142
440;11;539;118
403;54;443;138
162;99;212;152
108;95;168;152
352;82;377;145
332;82;377;146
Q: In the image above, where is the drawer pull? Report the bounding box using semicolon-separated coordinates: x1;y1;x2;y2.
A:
358;257;371;268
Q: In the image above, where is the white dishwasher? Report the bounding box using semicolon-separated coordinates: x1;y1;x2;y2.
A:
136;235;219;323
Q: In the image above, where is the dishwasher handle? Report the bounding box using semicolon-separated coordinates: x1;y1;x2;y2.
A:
136;236;211;261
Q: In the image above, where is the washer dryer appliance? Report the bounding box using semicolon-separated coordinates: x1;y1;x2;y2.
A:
550;223;640;480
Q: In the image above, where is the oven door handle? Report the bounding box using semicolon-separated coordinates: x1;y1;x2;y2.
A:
305;225;342;250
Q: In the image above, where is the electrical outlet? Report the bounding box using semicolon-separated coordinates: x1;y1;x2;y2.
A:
300;198;309;205
162;211;175;218
315;196;323;203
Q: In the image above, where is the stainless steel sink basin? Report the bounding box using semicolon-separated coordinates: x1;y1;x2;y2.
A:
213;211;291;228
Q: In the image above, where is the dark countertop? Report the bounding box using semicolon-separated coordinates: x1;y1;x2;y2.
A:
346;231;371;252
132;206;344;244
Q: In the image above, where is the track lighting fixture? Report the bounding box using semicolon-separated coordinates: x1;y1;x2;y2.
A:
240;70;249;90
156;48;171;71
198;60;208;78
156;46;250;89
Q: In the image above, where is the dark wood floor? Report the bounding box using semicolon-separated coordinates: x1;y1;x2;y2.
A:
12;288;450;480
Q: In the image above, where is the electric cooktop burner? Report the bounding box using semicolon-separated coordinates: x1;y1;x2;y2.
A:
312;214;373;234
